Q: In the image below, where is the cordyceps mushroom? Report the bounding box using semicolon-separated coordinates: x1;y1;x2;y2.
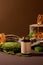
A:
37;14;43;25
0;33;6;44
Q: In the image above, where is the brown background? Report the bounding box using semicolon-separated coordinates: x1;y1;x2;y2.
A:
0;0;43;36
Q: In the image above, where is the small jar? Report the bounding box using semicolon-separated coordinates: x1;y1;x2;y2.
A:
21;39;32;54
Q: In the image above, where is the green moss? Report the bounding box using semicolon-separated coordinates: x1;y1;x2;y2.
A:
3;50;15;55
29;32;35;38
16;53;32;57
2;42;21;54
34;46;43;52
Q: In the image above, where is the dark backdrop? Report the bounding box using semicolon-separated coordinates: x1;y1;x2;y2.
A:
0;0;43;36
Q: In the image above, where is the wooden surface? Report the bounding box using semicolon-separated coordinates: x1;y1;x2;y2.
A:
0;52;43;65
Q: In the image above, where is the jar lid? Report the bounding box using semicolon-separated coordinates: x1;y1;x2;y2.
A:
22;39;30;42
